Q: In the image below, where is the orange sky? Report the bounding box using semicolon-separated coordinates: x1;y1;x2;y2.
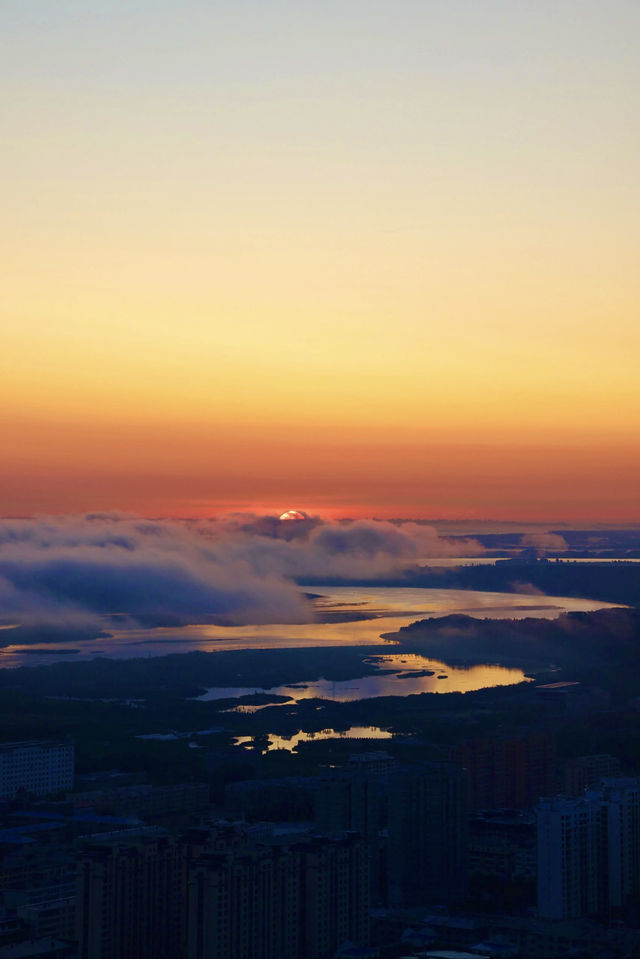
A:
1;2;639;521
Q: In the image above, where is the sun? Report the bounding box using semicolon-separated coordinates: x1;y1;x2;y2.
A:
279;509;308;521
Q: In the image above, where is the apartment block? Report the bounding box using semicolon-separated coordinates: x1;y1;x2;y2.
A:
388;762;467;906
0;742;74;800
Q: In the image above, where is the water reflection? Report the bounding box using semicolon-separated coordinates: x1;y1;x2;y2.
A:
198;651;529;703
0;585;618;668
235;726;392;753
223;701;293;714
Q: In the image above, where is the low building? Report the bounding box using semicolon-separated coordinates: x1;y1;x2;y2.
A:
4;880;75;940
0;939;75;959
74;781;209;819
225;776;319;821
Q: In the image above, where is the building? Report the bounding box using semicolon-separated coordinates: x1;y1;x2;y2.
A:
188;845;301;959
315;769;386;902
77;818;369;959
388;762;467;906
595;777;640;911
76;830;186;959
74;781;209;819
0;939;76;959
4;880;75;941
448;731;556;812
0;742;74;800
536;796;602;920
225;776;319;821
0;847;73;894
303;835;370;958
537;777;640;920
561;754;621;796
347;751;396;778
469;810;536;881
315;773;381;841
187;831;370;959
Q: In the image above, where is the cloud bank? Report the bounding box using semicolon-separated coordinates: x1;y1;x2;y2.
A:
519;532;568;552
0;514;483;628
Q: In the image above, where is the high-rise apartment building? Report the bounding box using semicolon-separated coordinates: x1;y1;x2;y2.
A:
388;762;467;906
536;796;602;920
562;754;621;797
76;830;186;959
315;772;381;841
303;835;370;959
469;810;536;881
188;845;301;959
0;741;74;800
187;833;369;959
315;769;386;903
346;751;396;778
596;777;640;911
448;730;556;811
537;777;640;920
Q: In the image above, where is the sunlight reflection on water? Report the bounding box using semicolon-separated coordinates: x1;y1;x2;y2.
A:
197;649;529;702
0;585;616;668
234;726;393;752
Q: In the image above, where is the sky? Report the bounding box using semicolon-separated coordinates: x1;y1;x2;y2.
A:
2;1;639;521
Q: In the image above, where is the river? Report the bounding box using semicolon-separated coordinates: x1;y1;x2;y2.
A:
0;585;618;669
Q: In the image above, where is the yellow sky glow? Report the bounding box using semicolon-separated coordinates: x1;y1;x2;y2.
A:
1;1;639;519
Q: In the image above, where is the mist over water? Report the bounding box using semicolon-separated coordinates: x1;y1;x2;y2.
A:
0;585;617;669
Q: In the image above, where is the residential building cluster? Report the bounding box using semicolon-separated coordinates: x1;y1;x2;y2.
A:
2;736;640;958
